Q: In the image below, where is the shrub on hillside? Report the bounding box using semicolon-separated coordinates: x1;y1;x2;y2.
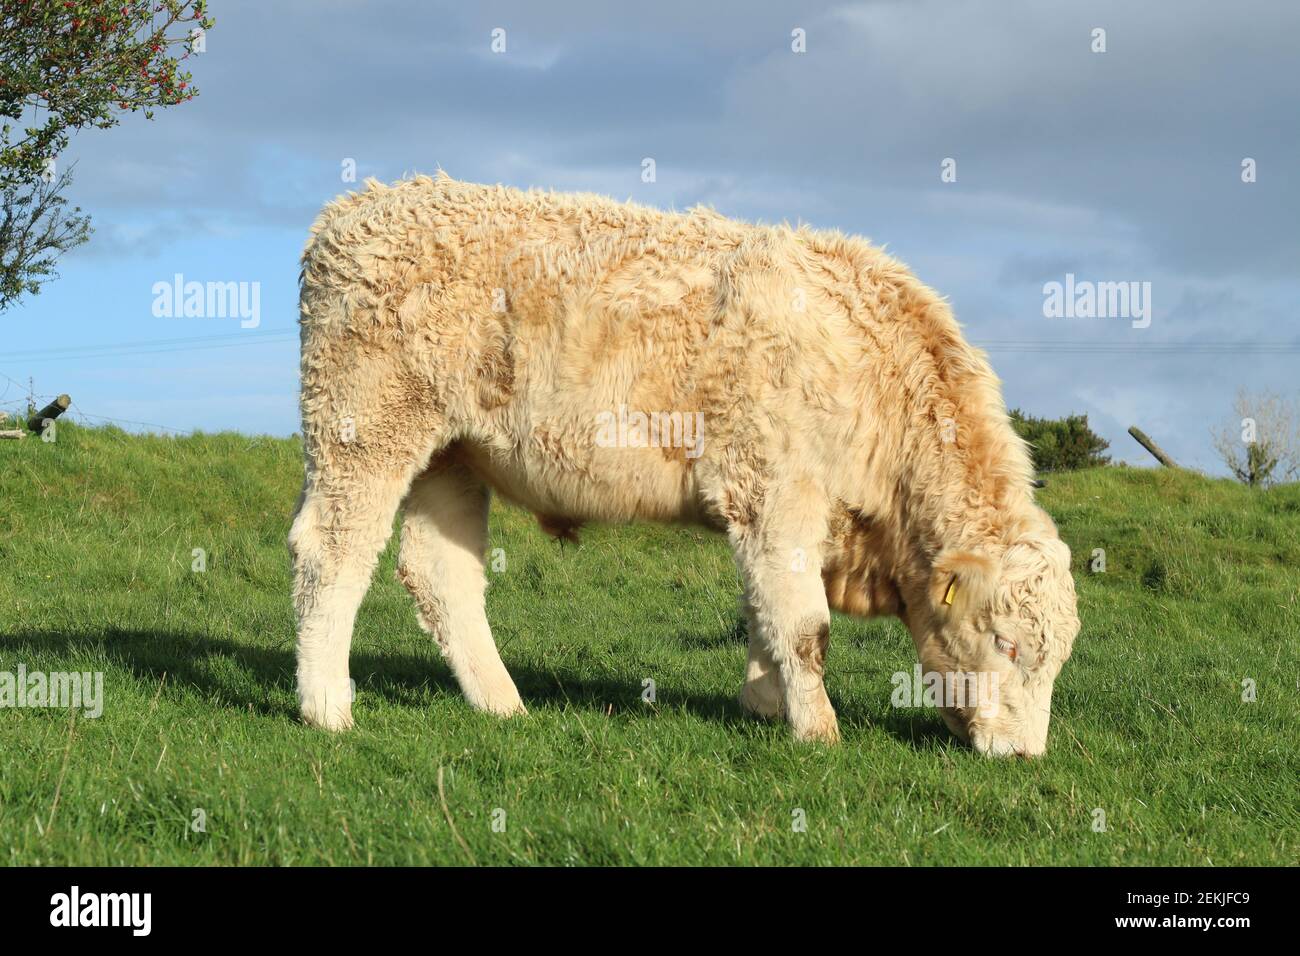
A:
1211;389;1300;488
1008;409;1111;472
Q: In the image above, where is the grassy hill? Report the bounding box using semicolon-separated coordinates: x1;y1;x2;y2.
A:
1;423;1296;865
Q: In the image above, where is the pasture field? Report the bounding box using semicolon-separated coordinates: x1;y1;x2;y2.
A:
1;423;1296;865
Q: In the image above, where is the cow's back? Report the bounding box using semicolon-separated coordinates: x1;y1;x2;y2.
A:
296;174;949;530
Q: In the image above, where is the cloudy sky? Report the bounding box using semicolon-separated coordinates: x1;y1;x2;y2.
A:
5;0;1298;472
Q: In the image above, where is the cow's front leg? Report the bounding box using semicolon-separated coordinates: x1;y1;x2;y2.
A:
731;485;839;743
739;594;784;719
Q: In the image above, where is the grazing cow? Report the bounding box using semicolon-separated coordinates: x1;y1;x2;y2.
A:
289;174;1080;756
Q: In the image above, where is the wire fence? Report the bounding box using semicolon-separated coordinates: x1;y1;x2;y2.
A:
0;369;188;435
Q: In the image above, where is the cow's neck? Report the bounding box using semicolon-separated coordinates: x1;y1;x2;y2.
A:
884;390;1040;609
902;432;1036;559
825;338;1038;615
818;257;1041;616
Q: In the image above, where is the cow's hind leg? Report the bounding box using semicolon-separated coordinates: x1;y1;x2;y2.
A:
290;450;430;731
731;481;838;742
397;460;525;716
291;416;441;728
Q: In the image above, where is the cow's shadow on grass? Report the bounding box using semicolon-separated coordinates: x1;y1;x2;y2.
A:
0;627;952;749
0;627;739;725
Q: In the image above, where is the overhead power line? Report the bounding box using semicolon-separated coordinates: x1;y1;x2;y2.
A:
972;340;1300;354
2;326;1297;365
1;328;297;363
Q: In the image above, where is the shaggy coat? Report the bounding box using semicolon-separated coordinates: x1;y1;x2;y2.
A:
290;174;1080;755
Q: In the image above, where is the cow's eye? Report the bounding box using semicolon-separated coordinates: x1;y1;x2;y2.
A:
994;635;1018;661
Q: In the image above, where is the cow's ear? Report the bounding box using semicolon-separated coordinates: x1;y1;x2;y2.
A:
929;549;997;619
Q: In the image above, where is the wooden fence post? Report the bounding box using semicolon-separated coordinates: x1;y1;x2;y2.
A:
27;394;71;433
1128;425;1178;468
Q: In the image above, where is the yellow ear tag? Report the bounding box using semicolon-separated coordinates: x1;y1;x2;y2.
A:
943;579;957;606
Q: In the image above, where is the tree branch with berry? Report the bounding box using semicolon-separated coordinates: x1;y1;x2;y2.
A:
0;0;213;309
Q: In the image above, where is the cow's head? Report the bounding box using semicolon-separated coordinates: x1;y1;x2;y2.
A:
910;527;1079;757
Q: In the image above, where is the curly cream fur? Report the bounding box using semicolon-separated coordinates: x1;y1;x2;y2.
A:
289;173;1080;755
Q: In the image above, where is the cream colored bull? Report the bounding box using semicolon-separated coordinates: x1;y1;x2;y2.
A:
289;174;1080;756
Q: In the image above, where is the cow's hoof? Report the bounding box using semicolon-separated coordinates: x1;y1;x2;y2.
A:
739;681;784;720
480;697;528;718
299;683;354;731
301;706;353;732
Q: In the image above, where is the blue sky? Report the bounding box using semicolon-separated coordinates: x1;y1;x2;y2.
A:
4;0;1297;473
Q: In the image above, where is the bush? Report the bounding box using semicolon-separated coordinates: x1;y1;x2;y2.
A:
1211;389;1300;488
1008;409;1110;472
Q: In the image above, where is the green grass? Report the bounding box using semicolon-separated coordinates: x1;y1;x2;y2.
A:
1;422;1296;865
